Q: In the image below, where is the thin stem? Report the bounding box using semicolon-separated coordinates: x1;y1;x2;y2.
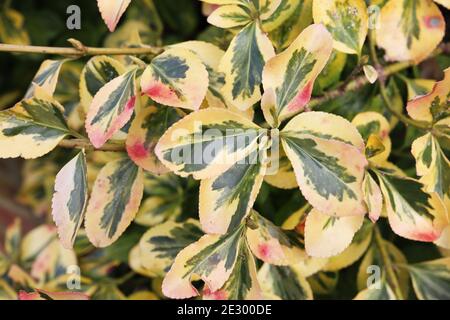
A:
374;226;405;300
0;43;163;57
58;139;125;152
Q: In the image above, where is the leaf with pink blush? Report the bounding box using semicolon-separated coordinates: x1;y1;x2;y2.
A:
262;24;333;127
141;48;209;110
97;0;131;32
375;170;448;242
19;289;89;300
162;225;246;299
362;172;383;223
126;104;181;174
246;211;306;266
86;69;138;148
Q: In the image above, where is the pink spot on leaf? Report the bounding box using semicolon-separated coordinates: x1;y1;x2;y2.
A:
127;141;148;160
287;81;314;112
258;243;271;259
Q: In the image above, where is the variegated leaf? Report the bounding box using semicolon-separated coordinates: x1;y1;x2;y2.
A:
219;21;275;110
246;211;306;265
323;219;373;271
126;104;181;174
139;219;204;277
258;263;313;300
155;108;265;180
376;0;445;63
129;244;156;278
407;258;450;300
375;170;448;242
51;151;88;249
313;0;368;55
362;172;383;222
407;67;449;124
0;90;69;159
281;112;367;217
262;24;333;127
352;111;392;164
85;158;144;247
207;4;252;29
97;0;131;32
305;209;365;258
141;48;209;110
162;225;246;299
25;60;65;99
203;243;262;300
86;69;138;148
308;271;339;295
412;133;450;201
169;41;252;118
200;149;267;234
269;0;313;51
79;56;126;113
315;50;347;93
259;0;300;32
354;279;397;300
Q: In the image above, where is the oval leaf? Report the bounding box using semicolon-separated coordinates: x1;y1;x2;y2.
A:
97;0;131;32
85;158;144;247
51;151;88;249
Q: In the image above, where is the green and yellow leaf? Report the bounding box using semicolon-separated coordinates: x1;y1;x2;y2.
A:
262;24;333;127
313;0;368;55
51;151;88;249
86;68;138;148
407;257;450;300
0;89;69;159
155;108;265;179
25;60;65;99
85;158;144;247
257;263;313;300
219;21;275;110
202;243;262;300
246;211;306;265
269;0;313;51
323;219;373;271
207;4;252;29
141;48;209;110
362;172;383;222
200;149;267;234
352;111;392;164
412;133;450;202
162;225;246;299
305;209;364;258
376;0;445;63
139;219;204;277
126;104;182;174
79;56;126;113
375;170;448;242
281;111;367;217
